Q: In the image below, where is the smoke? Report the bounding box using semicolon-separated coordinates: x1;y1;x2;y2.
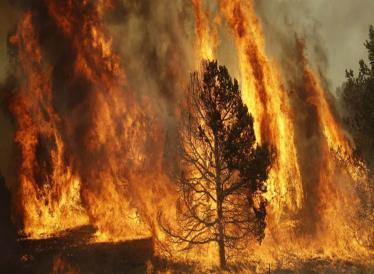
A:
0;1;371;261
105;0;196;170
0;2;20;186
253;0;374;91
0;0;202;238
0;0;196;176
108;0;194;101
1;1;373;180
250;0;373;236
249;3;326;228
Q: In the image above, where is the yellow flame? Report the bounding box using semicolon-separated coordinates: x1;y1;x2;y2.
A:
220;0;303;217
10;12;89;238
192;0;217;61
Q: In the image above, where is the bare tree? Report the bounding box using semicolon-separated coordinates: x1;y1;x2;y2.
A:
160;61;272;267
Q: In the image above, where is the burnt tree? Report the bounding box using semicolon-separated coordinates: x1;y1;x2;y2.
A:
161;61;272;267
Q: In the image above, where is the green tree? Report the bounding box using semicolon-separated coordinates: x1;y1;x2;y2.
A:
341;26;374;178
161;61;272;267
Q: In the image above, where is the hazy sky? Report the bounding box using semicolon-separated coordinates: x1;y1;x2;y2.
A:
255;0;374;90
307;0;374;88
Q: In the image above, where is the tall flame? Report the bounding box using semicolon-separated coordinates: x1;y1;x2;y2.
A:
192;0;216;61
5;0;372;268
45;0;175;241
297;45;369;256
10;1;176;241
9;12;89;237
220;0;303;217
191;0;372;266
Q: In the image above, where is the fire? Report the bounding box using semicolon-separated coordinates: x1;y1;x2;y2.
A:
192;0;372;266
300;55;367;181
185;1;371;267
192;0;217;61
9;12;89;237
4;0;372;270
296;44;371;257
44;0;176;242
220;0;303;218
10;1;176;242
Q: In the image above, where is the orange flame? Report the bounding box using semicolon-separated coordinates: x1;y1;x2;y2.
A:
11;1;176;242
9;12;89;237
46;0;176;242
7;0;372;268
192;0;217;61
220;0;303;218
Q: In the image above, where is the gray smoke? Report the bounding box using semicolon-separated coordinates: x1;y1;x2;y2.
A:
254;0;374;91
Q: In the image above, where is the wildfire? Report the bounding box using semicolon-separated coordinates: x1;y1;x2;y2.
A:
10;1;176;242
9;12;89;237
3;0;372;270
191;0;373;267
192;0;217;61
295;44;371;258
220;0;303;219
44;0;176;242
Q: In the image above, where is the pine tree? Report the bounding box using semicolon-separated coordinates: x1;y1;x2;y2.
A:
161;60;272;267
342;26;374;177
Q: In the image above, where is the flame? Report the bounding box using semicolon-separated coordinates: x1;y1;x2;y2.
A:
192;0;217;61
297;47;371;257
220;0;303;218
9;12;89;237
213;0;370;266
10;1;176;242
45;0;175;242
6;0;372;269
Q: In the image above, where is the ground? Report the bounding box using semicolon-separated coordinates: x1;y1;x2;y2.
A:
12;226;373;273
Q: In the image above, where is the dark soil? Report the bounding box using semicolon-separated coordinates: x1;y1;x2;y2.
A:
16;225;153;274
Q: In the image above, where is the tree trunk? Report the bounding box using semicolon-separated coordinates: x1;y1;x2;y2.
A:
217;202;226;268
214;133;226;268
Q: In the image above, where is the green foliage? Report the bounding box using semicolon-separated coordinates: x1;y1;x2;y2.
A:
341;26;374;177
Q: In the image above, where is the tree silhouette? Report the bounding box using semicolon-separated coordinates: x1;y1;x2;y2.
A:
341;26;374;178
161;60;272;267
